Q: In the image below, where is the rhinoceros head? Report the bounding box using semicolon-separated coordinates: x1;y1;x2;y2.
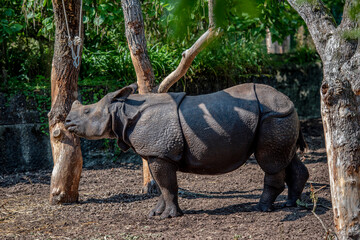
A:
65;83;137;140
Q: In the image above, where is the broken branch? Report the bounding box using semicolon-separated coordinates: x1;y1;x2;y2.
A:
157;27;222;93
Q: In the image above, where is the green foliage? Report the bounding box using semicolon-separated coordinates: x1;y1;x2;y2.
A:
0;1;25;44
348;0;360;22
323;0;345;24
342;28;360;40
1;0;323;135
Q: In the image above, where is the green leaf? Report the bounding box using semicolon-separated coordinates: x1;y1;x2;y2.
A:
27;12;34;19
5;8;14;16
94;16;105;26
11;23;23;32
98;4;109;11
4;26;13;35
83;16;89;23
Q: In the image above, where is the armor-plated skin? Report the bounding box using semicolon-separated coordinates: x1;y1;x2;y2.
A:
65;83;309;219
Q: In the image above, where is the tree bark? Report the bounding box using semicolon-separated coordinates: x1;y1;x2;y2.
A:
48;0;83;204
121;0;154;94
287;0;360;239
121;0;156;194
208;0;215;28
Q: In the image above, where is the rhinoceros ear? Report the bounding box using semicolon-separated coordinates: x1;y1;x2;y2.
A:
111;83;138;102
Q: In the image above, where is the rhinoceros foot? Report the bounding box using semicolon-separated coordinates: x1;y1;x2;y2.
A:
159;204;184;219
252;203;275;212
148;196;183;219
148;195;165;217
282;198;299;208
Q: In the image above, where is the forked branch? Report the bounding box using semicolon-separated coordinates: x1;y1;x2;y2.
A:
157;27;221;93
286;0;336;60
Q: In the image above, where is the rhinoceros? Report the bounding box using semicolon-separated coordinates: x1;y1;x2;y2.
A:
65;83;309;219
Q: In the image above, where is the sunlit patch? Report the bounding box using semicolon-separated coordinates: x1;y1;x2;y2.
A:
198;103;229;137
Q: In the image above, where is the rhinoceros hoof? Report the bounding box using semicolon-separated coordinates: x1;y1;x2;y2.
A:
160;205;184;219
142;180;159;195
148;202;166;218
253;203;274;212
282;199;298;208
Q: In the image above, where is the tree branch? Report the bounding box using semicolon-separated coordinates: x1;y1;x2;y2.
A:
157;27;221;93
343;51;360;95
286;0;336;60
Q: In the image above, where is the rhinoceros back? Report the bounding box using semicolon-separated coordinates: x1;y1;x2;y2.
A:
178;83;260;174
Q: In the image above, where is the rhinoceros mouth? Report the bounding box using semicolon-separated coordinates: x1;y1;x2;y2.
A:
67;126;77;132
64;123;77;133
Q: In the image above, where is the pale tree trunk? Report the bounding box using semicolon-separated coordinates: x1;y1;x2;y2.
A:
48;0;83;204
121;0;156;194
121;0;220;193
287;0;360;239
266;28;290;54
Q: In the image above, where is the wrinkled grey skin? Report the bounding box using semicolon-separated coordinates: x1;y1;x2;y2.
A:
65;83;309;219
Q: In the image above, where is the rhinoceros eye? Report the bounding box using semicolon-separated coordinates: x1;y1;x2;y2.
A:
84;108;90;114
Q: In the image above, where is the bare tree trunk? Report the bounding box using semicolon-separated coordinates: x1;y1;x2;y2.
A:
208;0;215;28
287;0;360;239
121;0;157;194
266;29;290;54
48;0;83;204
121;0;154;94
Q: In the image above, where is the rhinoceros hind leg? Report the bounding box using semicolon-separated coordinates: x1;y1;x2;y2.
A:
285;154;309;207
254;170;286;212
148;158;183;219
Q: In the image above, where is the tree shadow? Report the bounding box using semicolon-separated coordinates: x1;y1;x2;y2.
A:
184;202;256;215
0;170;51;188
182;196;331;220
82;192;157;204
178;187;261;200
179;184;332;221
279;196;332;222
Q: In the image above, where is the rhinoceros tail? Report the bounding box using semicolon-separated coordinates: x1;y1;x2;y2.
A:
297;128;308;152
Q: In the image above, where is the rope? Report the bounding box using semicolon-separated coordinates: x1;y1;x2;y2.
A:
61;0;83;68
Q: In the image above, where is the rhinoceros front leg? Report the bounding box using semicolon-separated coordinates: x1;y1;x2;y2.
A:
147;158;183;219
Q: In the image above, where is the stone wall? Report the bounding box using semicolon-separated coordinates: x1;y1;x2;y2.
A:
0;93;137;174
0;63;322;173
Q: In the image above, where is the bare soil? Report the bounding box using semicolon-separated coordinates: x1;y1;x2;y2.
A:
0;119;334;240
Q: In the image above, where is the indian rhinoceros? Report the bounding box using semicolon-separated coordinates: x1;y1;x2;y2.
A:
65;83;309;219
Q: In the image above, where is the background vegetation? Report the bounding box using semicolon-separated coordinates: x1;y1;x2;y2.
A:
1;0;344;132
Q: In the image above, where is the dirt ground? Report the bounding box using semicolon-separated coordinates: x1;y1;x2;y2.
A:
1;118;334;240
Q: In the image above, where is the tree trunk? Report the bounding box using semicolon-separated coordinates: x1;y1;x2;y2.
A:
321;62;360;240
287;0;360;238
265;28;290;54
121;0;156;194
48;0;83;204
